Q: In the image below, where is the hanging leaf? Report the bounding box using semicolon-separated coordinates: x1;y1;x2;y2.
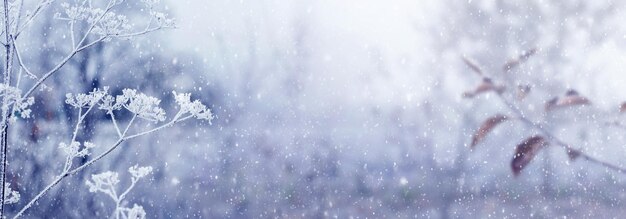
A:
462;78;506;98
503;48;537;72
511;135;548;176
558;95;590;107
545;89;591;111
462;57;483;76
470;114;509;149
620;102;626;113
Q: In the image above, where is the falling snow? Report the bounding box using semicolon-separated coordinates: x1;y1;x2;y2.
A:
0;0;624;218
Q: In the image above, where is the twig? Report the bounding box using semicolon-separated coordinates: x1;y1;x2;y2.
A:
109;111;123;138
121;114;137;137
22;0;117;99
495;92;626;174
114;26;163;38
12;41;38;79
14;0;54;39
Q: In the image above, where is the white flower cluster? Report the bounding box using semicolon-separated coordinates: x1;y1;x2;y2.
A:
0;84;35;119
59;141;96;158
119;89;166;122
173;92;213;122
66;88;212;124
153;11;175;28
3;183;20;205
129;165;153;179
56;0;173;39
85;171;119;196
67;88;166;122
65;88;107;108
93;12;132;37
86;165;152;219
141;0;175;28
57;3;97;22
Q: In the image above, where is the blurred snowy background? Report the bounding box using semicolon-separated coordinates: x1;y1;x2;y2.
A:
8;0;626;218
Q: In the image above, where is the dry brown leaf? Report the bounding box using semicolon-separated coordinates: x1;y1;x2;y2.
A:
558;96;591;107
503;48;537;72
511;135;548;177
470;114;509;149
620;102;626;113
462;57;483;76
545;90;591;111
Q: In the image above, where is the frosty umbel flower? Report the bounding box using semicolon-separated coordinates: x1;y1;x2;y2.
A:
93;12;132;36
0;84;35;119
13;96;34;119
118;89;166;122
173;91;214;122
86;165;152;219
129;165;153;179
60;141;97;159
65;88;108;108
86;171;120;195
99;94;122;112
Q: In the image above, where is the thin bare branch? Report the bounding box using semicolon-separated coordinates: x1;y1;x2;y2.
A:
12;41;37;79
14;0;54;39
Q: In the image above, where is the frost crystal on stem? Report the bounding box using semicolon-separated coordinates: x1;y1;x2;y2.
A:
3;184;19;205
0;84;34;120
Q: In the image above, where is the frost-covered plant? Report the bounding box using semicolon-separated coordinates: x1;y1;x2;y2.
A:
0;84;34;120
12;88;212;218
86;165;152;219
117;89;166;122
0;0;200;217
54;0;175;44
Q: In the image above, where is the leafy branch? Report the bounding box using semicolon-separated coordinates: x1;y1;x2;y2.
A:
463;49;626;177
